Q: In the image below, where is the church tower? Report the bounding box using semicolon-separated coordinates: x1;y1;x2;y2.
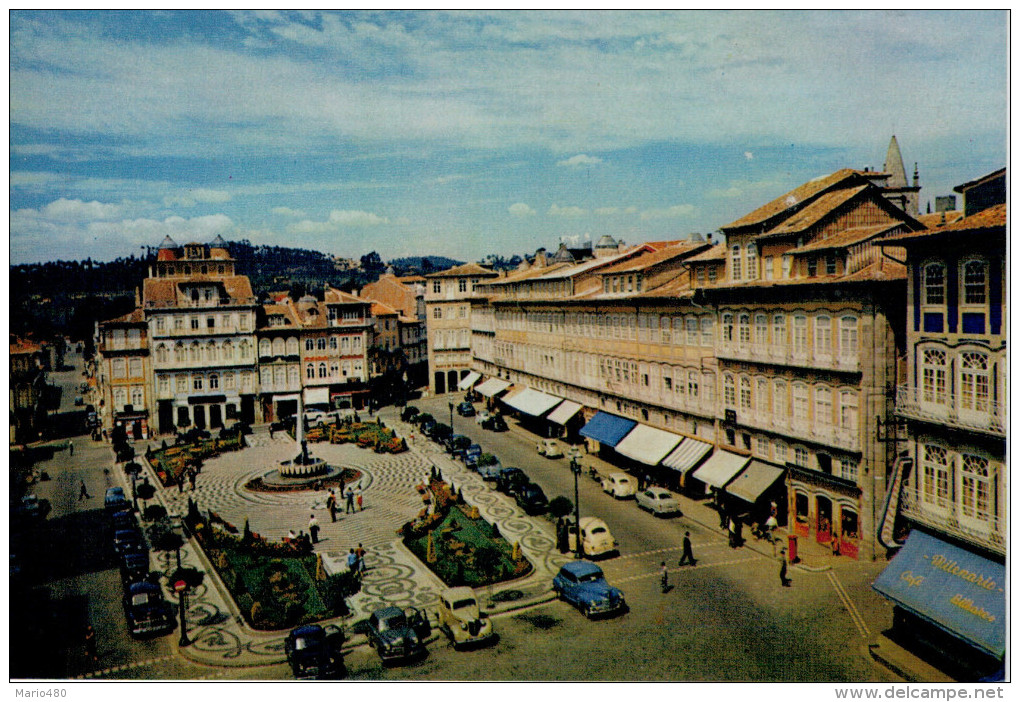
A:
879;135;921;217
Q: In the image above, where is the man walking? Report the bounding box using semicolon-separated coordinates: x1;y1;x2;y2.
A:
345;488;355;514
779;549;792;587
308;514;320;544
78;480;91;500
355;543;367;574
660;562;669;593
347;548;359;576
68;440;74;456
327;490;337;522
678;531;696;566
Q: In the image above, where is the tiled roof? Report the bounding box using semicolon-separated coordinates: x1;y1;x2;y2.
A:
721;169;864;230
787;223;902;254
757;185;870;239
425;262;498;278
397;275;426;283
324;287;367;305
482;263;573;287
878;204;1006;245
953;167;1006;194
143;275;254;306
371;302;398;316
643;239;688;251
596;242;705;274
915;211;964;229
685;243;726;263
101;308;146;325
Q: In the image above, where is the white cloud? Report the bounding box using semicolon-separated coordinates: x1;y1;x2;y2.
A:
549;203;587;218
36;198;123;222
557;154;603;168
708;186;744;199
163;189;232;208
640;204;695;220
508;202;535;217
595;206;620;216
744;151;754;160
286;208;390;234
271;206;307;218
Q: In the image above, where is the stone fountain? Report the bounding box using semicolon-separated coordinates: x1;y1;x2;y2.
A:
259;396;340;488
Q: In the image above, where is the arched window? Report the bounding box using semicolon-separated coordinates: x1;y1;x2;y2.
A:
174;342;185;363
114;388;127;409
687;370;699;400
773;314;786;347
731;244;742;280
288;366;300;387
156;344;169;363
773;379;788;422
209;373;219;389
921;444;950;508
723;373;736;408
814;386;832;425
306;364;315;379
317;338;327;350
792;383;809;422
207;341;218;362
318;363;327;378
722;313;734;342
239;341;250;360
839;390;858;431
756;377;769;414
921;348;947;404
960;453;992;522
329;337;338;350
839;316;857;358
960;351;990;412
924;262;945;305
754;314;768;346
305;338;314;351
272;338;285;356
222;341;233;360
815;315;832;354
131;386;144;407
792;315;808;354
962;260;988;305
739;376;753;411
745;243;758;280
738;314;751;346
190;342;200;362
286;337;299;355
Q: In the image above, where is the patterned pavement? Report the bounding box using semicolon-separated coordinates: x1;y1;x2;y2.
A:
141;419;565;668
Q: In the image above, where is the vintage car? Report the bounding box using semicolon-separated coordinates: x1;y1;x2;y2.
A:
475;410;491;425
445;434;471;458
119;551;153;591
123;581;175;637
476;455;503;480
552;560;626;619
366;606;431;663
481;414;508;432
635;487;683;517
601;472;638;499
514;482;549;515
495;467;528;496
104;486;130;513
13;494;51;523
463;444;483;469
566;517;618;559
456;401;476;417
284;624;346;679
436;587;495;649
536;438;564;458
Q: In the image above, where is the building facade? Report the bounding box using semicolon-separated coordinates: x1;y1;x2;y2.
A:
10;338;47;444
95;308;151;439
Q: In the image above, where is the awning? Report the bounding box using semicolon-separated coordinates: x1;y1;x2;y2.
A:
579;411;637;449
691;450;750;489
475;379;510;397
458;371;481;390
661;437;713;474
614;424;683;466
503;388;562;417
303;387;330;405
873;531;1005;658
547;400;583;425
725;461;785;504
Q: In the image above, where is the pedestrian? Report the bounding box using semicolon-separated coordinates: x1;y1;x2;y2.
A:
660;562;669;593
831;531;841;557
355;543;367;573
189;469;197;491
177;473;184;494
347;548;359;575
269;424;274;439
327;490;337;522
356;489;364;512
779;549;791;587
78;480;91;500
338;476;346;497
68;440;74;456
678;531;696;566
345;488;355;514
309;514;320;544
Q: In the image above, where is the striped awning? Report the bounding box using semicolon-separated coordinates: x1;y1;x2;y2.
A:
725;461;785;504
475;378;510;397
614;424;684;466
690;450;750;489
547;400;583;425
661;437;713;474
503;388;562;417
458;371;481;390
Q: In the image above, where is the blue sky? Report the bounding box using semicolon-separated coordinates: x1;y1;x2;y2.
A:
9;10;1007;265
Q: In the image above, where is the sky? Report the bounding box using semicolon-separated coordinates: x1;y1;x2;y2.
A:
9;10;1008;265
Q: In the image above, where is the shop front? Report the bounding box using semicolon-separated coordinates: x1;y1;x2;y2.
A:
612;423;684;487
660;437;713;494
724;460;787;529
501;387;563;437
475;378;511;411
786;465;862;559
547;400;584;443
578;411;636;458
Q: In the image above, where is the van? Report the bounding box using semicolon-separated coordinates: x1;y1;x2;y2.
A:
567;517;618;558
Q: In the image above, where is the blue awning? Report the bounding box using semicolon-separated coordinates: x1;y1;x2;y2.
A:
578;411;636;449
872;530;1005;658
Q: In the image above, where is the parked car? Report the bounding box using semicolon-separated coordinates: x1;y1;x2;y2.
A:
456;401;476;417
601;472;638;499
495;467;528;496
123;581;175;637
635;487;683;517
13;494;51;522
536;438;564;458
436;587;495;649
304;406;340;426
475;409;491;425
481;414;508;432
366;606;431;663
284;624;346;679
552;560;626;618
463;444;483;469
445;434;471;458
401;406;420;423
418;417;437;436
105;487;131;513
110;509;138;533
113;528;147;557
515;482;549;515
119;551;152;591
566;517;618;559
476;455;503;480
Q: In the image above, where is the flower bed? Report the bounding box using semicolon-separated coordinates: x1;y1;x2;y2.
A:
330;422;407;453
148;435;244;487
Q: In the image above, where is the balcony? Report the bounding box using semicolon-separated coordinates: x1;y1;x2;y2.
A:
735;412;860;451
898;489;1006;556
895;384;1005;438
717;342;860;372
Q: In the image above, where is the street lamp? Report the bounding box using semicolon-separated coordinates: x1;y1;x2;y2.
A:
570;456;582;559
175;579;190;647
448;401;454;432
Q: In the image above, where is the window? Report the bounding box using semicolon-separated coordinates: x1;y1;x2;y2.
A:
730;245;742;280
762;256;774;281
193;374;203;390
207;316;215;330
156;344;169;363
708;267;717;283
113;358;126;378
773;314;786;347
839;458;859;483
960;351;990;412
724;374;736;408
774;441;787;463
960;454;992;521
722;313;734;342
687;371;699;399
792;315;808;354
207;341;217;362
259;339;271;357
329;337;338;350
158;374;169;393
738;314;751;346
660;317;671;344
702;372;715;405
792;383;808;422
807;258;817;277
921;444;950;508
191;317;200;330
317;338;327;350
433;281;441;294
176;374;188;393
839;316;857;358
129;358;142;377
745;243;757;280
305;338;314;351
782;255;792;279
224;372;235;389
756;436;770;457
794;446;810;467
701;318;713;346
686;317;698;345
433;308;442;320
174;316;184;331
754;315;768;346
962;260;988;305
839;391;858;432
815;316;832;354
756;378;769;414
209;373;219;389
740;376;753;411
825;253;837;275
306;364;315;379
114;388;127;409
924;263;945;305
773;380;787;420
459;279;467;293
239;340;251;360
921;349;947;404
815;387;832;425
318;363;327;378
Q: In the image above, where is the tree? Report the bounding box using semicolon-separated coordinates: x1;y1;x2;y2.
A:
153;529;185;569
360;251;385;275
473;547;502;604
549;496;573;520
134;480;156;511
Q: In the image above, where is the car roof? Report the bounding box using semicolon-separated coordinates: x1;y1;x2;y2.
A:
291;624;324;637
106;487;125;495
128;580;160;594
373;606;403;619
442;586;476;600
561;560;603;577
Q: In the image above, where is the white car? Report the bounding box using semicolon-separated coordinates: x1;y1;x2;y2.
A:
475;410;491;425
601;472;637;499
567;517;618;558
436;586;495;649
536;439;564;458
635;487;683;516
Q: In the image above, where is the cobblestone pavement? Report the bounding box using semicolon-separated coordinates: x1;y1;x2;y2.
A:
138;421;566;669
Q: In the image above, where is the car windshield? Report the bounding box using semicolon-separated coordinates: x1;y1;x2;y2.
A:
452;599;476;610
577;571;604;583
293;634;321;650
131;593;154;606
377;614;406;631
590;526;607;535
655;491;671;499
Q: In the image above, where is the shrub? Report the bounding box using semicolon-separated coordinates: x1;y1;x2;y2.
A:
549;496;573;519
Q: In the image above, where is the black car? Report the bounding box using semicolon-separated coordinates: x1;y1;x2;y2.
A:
123;581;175;638
366;606;431;664
119;551;152;591
285;624;346;679
110;509;137;533
418;417;437;436
456;402;476;417
514;482;549;515
481;415;508;432
496;467;528;496
105;487;131;513
113;528;148;557
445;434;471;458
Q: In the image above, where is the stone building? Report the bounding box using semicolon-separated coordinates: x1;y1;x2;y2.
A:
10;337;47;444
95;307;151;439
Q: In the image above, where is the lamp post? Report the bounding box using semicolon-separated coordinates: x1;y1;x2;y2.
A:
175;579;190;647
448;401;454;432
570;456;582;559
